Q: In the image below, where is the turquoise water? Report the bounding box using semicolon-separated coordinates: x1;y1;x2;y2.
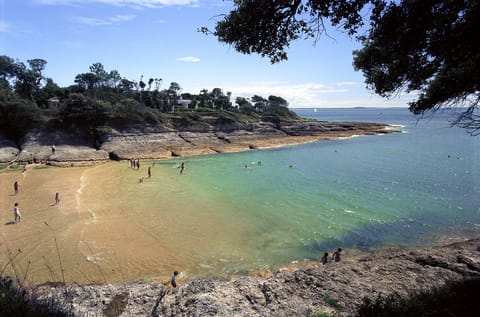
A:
157;107;479;272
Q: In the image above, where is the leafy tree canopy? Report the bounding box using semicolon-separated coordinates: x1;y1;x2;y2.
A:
205;0;480;134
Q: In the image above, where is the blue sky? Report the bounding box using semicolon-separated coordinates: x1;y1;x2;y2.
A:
0;0;414;108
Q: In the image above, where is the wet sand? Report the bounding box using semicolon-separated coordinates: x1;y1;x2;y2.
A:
0;164;174;285
0;162;250;286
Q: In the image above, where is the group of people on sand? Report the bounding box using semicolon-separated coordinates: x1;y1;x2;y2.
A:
129;159;141;169
321;248;342;265
9;177;60;224
134;161;155;183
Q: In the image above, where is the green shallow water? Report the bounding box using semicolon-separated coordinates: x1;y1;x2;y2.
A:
75;108;480;280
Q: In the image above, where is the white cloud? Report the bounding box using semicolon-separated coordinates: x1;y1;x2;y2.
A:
227;81;348;107
187;81;413;108
73;14;136;26
335;81;358;87
34;0;199;8
176;56;200;62
0;21;11;33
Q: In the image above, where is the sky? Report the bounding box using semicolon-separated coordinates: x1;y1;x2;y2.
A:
0;0;415;108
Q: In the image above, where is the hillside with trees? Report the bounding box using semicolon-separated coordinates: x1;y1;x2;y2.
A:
0;55;299;145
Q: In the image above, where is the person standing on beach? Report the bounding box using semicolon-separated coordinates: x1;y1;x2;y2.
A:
14;181;19;195
148;166;152;178
321;252;329;265
171;271;179;288
13;203;21;223
55;192;60;205
180;162;185;174
51;144;56;154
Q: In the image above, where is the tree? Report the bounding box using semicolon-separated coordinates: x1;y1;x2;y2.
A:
0;55;18;89
27;58;47;90
0;89;40;140
268;95;289;109
236;96;254;114
167;82;182;110
89;62;107;89
205;0;480;134
251;95;267;112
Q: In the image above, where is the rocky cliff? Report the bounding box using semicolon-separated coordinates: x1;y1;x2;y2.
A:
36;238;480;316
0;120;393;166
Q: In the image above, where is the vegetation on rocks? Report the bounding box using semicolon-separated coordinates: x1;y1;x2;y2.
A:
0;55;300;145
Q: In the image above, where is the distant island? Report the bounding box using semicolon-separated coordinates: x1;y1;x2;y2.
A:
0;56;396;167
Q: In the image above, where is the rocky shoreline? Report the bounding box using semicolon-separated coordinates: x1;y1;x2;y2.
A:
35;238;480;316
0;120;395;166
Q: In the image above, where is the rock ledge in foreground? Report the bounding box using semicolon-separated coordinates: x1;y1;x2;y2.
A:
37;238;480;316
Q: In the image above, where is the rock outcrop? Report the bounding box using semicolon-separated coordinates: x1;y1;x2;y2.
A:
0;120;396;165
36;238;480;316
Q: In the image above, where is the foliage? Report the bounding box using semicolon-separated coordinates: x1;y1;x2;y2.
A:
202;0;368;63
171;110;204;127
356;278;480;317
205;0;480;134
323;295;341;309
0;88;41;140
262;103;301;124
353;0;480;135
215;109;243;125
0;55;303;140
0;277;71;317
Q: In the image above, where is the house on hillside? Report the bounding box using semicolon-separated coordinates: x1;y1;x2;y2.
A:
177;96;194;109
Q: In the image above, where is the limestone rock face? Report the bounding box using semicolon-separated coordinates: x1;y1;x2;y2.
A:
36;238;480;317
0;135;18;163
16;129;109;166
1;120;396;166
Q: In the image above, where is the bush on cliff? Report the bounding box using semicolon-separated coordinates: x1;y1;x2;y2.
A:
0;89;41;141
356;277;480;317
0;277;70;317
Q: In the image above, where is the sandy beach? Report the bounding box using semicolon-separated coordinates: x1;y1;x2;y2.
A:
1;164;175;285
0;161;254;286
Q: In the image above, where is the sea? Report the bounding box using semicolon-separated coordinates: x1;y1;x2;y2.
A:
7;107;478;284
129;106;478;278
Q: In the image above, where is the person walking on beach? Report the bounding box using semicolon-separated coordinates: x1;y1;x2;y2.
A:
180;162;185;174
171;271;179;288
321;252;329;265
14;181;19;195
13;203;21;223
332;248;342;262
55;192;60;205
148;166;152;178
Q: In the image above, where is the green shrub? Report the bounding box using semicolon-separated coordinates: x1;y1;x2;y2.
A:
0;277;71;317
324;295;342;309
